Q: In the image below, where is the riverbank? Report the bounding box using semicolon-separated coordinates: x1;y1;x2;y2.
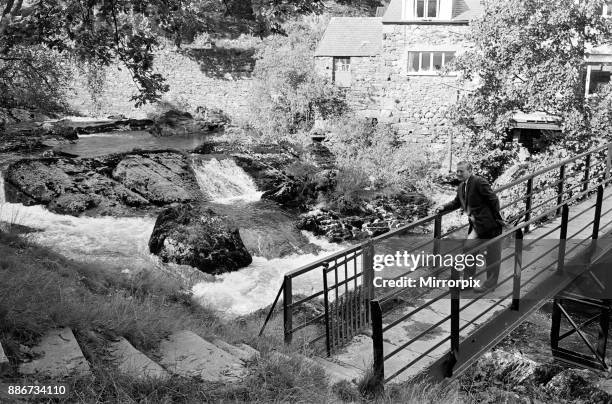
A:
0;228;459;403
3;227;611;403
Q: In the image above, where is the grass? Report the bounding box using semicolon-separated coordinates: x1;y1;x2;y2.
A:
61;351;332;403
356;369;460;404
0;229;461;403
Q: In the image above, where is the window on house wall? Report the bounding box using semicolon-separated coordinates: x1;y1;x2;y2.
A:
585;64;612;96
407;51;455;74
333;57;351;87
415;0;439;18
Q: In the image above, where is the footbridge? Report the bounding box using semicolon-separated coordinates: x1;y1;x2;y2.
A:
260;142;612;389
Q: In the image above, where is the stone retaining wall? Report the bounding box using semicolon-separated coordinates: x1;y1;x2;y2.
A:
67;46;254;121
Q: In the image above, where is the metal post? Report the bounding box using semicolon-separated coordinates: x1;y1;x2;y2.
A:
557;204;569;274
449;266;460;376
371;300;385;391
283;276;293;344
363;241;375;302
525;178;534;233
322;265;331;356
551;299;562;350
583;154;592;194
596;300;610;361
593;185;604;240
512;229;523;311
557;164;566;216
433;215;442;255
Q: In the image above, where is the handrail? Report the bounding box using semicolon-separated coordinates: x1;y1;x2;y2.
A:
261;141;612;360
368;143;612;387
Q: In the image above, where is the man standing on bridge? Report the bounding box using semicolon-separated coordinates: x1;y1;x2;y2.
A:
436;161;505;294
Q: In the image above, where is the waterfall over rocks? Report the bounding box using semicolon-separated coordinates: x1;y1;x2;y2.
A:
192;156;263;203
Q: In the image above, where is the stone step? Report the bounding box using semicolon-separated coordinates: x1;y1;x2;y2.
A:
211;339;254;362
237;343;259;359
0;342;9;374
272;350;362;385
157;331;245;381
309;355;363;384
18;328;90;377
108;337;168;380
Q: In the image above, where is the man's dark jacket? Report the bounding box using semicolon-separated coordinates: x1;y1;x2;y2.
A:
441;175;505;237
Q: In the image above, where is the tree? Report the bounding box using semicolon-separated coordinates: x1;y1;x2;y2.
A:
0;0;196;106
228;0;325;36
453;0;612;154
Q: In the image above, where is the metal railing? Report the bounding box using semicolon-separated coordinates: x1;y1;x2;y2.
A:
369;142;612;386
260;143;612;366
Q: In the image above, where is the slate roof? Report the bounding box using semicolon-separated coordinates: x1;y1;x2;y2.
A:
382;0;484;23
452;0;484;21
314;17;383;57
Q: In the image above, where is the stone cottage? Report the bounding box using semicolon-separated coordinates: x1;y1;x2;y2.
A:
315;0;484;143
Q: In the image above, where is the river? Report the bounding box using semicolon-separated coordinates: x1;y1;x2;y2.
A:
0;131;347;317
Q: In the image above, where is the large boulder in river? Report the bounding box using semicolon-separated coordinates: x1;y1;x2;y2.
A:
112;152;201;204
149;204;252;274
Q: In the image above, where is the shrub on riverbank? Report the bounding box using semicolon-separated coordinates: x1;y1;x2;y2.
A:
326;116;436;195
248;17;348;141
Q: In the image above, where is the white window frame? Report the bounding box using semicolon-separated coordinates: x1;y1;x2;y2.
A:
604;2;612;17
333;57;351;72
406;50;457;76
414;0;440;19
333;57;352;87
585;63;612;97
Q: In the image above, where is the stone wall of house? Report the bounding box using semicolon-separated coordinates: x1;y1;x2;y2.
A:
315;55;383;115
315;23;472;149
67;46;254;121
380;24;471;143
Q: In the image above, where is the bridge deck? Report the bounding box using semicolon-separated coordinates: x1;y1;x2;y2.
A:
330;190;612;384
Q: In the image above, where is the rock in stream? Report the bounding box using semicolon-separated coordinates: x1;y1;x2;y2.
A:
148;204;252;274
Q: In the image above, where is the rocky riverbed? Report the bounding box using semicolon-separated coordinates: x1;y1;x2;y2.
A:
5;150;201;216
460;309;612;403
0;107;434;319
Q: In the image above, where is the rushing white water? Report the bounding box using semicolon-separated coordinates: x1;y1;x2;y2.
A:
192;232;347;317
0;199;346;316
192;156;264;204
0;202;156;270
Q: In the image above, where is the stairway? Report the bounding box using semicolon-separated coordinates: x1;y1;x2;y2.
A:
0;326;360;389
1;327;260;382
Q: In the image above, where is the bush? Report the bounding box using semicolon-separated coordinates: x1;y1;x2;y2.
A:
248;17;348;141
454;128;520;183
495;142;608;227
326;116;435;195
